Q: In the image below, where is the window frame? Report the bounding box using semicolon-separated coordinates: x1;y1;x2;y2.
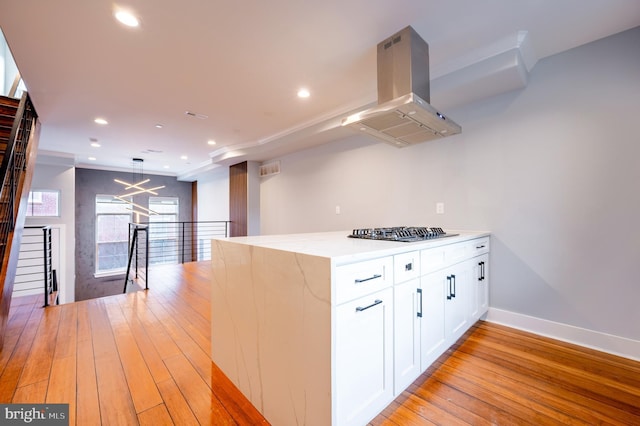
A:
94;195;132;276
26;189;61;217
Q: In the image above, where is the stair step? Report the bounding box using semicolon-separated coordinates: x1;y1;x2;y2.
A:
0;99;19;117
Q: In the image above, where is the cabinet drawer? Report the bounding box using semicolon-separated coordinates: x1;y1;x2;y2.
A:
394;251;420;283
421;246;448;275
445;242;469;264
468;237;490;256
335;257;393;304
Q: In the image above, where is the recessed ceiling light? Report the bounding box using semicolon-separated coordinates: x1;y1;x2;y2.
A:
163;165;170;169
114;9;139;27
94;118;108;125
88;156;97;161
155;124;163;129
207;140;216;146
91;142;101;148
180;155;188;160
297;88;310;98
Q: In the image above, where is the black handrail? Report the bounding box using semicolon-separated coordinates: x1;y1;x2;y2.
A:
0;92;37;276
123;220;230;292
123;224;149;293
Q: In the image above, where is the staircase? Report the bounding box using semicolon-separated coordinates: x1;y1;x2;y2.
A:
0;93;40;350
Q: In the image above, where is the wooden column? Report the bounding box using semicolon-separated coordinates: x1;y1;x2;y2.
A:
229;162;248;237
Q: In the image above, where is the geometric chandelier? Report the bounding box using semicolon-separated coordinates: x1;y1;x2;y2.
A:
113;158;165;221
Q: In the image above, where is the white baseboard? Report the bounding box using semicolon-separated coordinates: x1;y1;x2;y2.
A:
485;308;640;362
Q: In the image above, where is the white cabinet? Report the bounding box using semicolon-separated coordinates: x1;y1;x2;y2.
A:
212;231;490;426
470;253;489;321
393;251;421;394
336;286;394;426
393;278;421;393
443;261;471;343
393;238;489;397
419;272;446;369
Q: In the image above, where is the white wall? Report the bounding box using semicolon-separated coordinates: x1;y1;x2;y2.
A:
25;162;76;303
258;27;640;350
196;166;230;222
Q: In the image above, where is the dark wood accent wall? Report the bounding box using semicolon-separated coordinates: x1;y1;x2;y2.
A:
191;181;198;261
229;161;248;237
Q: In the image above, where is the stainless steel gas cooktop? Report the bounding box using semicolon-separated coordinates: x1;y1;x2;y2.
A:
348;226;458;242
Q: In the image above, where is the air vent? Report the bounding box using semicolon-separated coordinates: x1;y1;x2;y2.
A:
184;111;208;120
259;161;280;177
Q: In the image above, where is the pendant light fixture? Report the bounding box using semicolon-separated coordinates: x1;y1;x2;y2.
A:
114;158;165;222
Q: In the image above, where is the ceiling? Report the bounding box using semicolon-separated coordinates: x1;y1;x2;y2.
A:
1;1;638;180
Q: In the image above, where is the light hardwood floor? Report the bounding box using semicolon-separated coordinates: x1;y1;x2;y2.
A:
1;261;639;425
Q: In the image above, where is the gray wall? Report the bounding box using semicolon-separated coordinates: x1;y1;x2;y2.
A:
75;168;192;300
256;27;640;342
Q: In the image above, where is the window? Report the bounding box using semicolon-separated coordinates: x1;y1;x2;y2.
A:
26;190;60;217
148;197;179;265
95;195;132;274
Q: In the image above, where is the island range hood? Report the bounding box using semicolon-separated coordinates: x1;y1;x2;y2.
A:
342;26;461;147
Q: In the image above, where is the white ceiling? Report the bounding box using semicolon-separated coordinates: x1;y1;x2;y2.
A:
1;0;638;180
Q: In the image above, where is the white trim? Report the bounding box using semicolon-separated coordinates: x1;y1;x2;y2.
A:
94;270;126;279
486;308;640;362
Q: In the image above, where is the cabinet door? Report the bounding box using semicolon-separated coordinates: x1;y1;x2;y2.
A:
336;287;393;426
444;262;471;343
420;272;446;369
470;253;489;320
393;279;421;394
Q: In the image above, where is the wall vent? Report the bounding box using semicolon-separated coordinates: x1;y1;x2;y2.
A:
259;161;280;177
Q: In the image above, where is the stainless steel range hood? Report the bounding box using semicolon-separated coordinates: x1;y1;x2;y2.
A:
342;26;461;147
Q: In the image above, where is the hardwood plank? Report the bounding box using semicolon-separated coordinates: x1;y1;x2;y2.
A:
210;361;270;425
451;340;637;424
46;355;76;426
405;376;495;425
102;297;163;413
461;332;640;416
120;291;182;360
163;353;233;425
156;377;199;426
374;321;640;425
76;300;93;343
76;332;101;426
12;380;47;403
0;296;39;375
471;323;640;389
53;303;77;359
16;304;60;386
143;292;213;386
116;295;172;383
137;404;174;426
0;302;44;402
88;298;139;425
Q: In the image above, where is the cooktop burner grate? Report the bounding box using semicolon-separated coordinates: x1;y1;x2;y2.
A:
348;226;458;242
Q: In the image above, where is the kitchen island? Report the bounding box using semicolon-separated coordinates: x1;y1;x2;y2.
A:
211;230;490;426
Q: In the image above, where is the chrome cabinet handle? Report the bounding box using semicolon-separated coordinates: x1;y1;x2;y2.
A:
356;299;383;312
354;274;382;283
476;244;486;249
417;288;423;318
446;276;452;300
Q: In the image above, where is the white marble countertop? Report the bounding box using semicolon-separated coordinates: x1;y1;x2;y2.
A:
213;229;490;264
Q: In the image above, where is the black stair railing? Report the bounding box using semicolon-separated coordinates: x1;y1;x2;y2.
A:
0;92;36;277
123;220;230;292
15;225;58;306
